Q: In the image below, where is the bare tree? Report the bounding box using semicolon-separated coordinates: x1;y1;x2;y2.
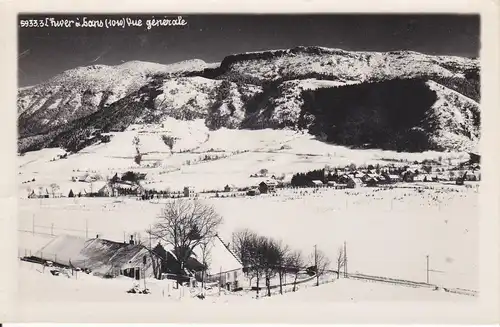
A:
274;240;291;295
199;239;212;293
147;199;223;282
231;229;267;298
287;250;305;292
336;246;346;279
50;183;60;198
261;238;280;297
314;248;331;286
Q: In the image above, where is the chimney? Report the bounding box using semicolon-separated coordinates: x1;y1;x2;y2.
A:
129;235;134;245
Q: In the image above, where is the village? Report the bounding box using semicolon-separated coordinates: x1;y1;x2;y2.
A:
23;152;481;201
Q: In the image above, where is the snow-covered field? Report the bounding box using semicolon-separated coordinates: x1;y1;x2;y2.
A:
18;182;478;291
18;260;471;303
17;125;479;301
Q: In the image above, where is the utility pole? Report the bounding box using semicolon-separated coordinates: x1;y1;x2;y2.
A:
344;241;347;278
314;244;318;286
149;225;152;250
32;214;35;235
219;266;222;296
426;255;430;284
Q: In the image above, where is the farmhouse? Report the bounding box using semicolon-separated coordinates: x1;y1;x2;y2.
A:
346;177;363;189
27;235;166;279
184;186;196;198
193;235;248;291
78;173;92;183
97;182;117;197
224;184;237;192
402;170;416;182
385;174;402;184
259;181;277;194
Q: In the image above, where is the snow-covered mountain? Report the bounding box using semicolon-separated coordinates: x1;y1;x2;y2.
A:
17;46;480;153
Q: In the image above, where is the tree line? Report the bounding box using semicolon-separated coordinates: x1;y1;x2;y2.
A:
231;229;333;297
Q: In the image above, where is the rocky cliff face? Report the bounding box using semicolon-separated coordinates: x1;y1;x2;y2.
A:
17;46;480;153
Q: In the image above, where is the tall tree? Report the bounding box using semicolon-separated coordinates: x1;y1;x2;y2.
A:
147;199;223;280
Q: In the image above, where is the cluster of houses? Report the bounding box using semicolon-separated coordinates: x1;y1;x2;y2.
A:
249;168;481;196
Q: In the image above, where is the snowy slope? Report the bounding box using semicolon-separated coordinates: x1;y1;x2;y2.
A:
423;80;480;151
18;59;216;137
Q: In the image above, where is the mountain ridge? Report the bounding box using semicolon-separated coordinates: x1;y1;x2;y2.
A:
17;46;480;154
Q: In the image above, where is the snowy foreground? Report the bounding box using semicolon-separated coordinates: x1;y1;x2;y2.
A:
18;261;472;303
18;182;479;299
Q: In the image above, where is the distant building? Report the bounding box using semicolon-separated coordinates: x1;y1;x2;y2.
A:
183;186;196;198
258;181;277;194
246;188;260;196
338;174;351;184
224;184;237;192
327;181;337;188
365;177;379;187
309;180;324;188
97;182;116;197
346;177;363;189
384;174;402;184
361;173;380;183
402;171;416;182
27;190;37;199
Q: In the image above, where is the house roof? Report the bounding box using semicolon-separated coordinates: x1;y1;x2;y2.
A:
191;235;243;275
33;235;155;274
347;177;363;184
311;180;323;185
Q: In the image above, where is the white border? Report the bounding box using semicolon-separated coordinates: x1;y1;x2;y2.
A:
0;0;498;324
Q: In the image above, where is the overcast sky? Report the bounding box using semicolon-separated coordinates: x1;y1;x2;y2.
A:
18;14;480;87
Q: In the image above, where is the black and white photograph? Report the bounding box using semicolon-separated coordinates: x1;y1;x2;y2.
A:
4;2;500;323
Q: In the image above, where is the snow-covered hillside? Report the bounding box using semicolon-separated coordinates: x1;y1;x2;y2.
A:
18;46;480;154
17;59;217;136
